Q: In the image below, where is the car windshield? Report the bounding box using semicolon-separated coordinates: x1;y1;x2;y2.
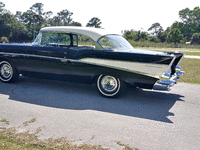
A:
98;35;134;50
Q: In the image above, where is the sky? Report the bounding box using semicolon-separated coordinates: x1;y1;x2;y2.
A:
2;0;200;34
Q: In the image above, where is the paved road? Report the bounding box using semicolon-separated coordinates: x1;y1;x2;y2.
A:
0;76;200;150
184;55;200;59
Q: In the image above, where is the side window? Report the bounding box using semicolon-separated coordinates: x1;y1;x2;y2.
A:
57;33;71;46
39;32;97;50
69;34;96;50
41;32;71;47
78;35;94;47
78;34;95;49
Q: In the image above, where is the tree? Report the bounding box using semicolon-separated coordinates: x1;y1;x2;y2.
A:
57;9;73;26
159;27;170;42
86;17;102;28
20;10;43;40
179;7;200;40
0;2;27;42
15;11;22;21
149;36;160;43
191;33;200;44
170;21;186;41
0;1;10;14
0;1;5;13
41;11;53;27
19;3;53;40
136;31;149;41
148;22;163;37
30;3;44;16
123;30;148;41
0;13;28;42
70;21;82;26
123;29;137;41
167;28;184;47
49;16;62;26
179;7;200;24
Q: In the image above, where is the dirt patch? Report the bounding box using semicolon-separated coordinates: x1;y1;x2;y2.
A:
0;118;138;150
23;118;37;126
0;127;110;149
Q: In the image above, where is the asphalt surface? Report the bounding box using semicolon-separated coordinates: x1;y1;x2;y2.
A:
0;76;200;150
184;55;200;59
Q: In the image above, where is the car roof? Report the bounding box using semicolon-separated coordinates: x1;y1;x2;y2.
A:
40;26;118;41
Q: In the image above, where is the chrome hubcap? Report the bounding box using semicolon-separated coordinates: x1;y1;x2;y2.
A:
1;63;12;79
101;76;118;92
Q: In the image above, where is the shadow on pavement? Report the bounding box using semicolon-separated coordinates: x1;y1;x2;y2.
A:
0;76;185;123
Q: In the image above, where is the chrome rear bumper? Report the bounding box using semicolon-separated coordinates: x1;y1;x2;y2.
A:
157;65;185;88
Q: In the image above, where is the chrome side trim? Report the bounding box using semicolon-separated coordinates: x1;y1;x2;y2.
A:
0;52;64;61
0;52;82;64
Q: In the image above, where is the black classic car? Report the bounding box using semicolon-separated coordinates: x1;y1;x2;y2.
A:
0;26;184;98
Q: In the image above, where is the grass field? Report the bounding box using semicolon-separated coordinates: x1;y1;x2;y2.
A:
179;58;200;84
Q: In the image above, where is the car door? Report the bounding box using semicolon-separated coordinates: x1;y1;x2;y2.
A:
63;34;99;83
10;32;72;80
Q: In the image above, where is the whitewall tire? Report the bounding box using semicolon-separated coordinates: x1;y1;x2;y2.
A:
96;75;125;98
0;61;19;83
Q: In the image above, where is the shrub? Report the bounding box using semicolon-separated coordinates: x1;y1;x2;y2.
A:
149;36;161;43
1;37;9;43
191;33;200;44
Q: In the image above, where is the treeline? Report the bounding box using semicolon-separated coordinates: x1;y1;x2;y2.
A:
0;2;102;42
0;1;200;46
123;7;200;47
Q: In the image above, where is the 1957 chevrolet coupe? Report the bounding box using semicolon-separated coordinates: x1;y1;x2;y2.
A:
0;26;184;98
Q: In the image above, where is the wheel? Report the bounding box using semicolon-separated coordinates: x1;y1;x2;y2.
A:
96;74;125;98
0;61;19;83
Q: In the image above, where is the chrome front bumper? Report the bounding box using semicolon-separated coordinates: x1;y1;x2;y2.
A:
157;65;185;87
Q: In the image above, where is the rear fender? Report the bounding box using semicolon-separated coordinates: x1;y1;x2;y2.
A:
167;52;184;75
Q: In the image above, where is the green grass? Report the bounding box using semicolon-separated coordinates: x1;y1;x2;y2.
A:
179;58;200;84
184;52;200;56
129;40;200;49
